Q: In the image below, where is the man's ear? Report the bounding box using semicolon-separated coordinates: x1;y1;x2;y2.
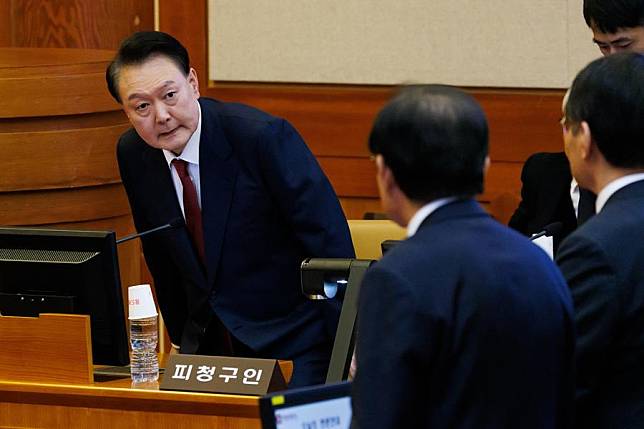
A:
483;155;491;176
577;121;593;160
187;67;200;98
375;155;396;192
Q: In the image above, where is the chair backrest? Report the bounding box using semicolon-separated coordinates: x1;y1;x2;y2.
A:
347;220;406;259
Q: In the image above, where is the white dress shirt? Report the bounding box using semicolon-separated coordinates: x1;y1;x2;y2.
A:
570;178;581;217
596;173;644;213
407;197;459;237
163;101;203;217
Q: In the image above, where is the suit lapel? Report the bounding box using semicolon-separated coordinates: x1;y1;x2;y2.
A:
198;99;240;287
140;141;208;286
140;143;184;226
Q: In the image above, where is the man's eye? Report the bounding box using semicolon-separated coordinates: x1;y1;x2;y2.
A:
165;91;176;99
616;41;633;48
136;103;149;111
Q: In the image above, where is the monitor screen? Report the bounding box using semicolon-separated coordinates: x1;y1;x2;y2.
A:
260;382;353;429
0;227;129;366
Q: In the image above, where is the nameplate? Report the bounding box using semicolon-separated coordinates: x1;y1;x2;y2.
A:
160;354;286;395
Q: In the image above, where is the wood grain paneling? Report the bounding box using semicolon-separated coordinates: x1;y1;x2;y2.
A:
0;0;11;46
1;314;93;384
0;124;126;191
0;184;131;226
0;48;121;117
0;376;262;428
158;0;207;85
6;0;153;49
204;84;565;161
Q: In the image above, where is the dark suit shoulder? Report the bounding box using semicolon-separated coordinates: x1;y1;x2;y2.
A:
116;127;147;157
200;97;280;128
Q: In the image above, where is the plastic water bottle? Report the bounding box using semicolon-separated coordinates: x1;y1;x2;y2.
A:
130;315;159;383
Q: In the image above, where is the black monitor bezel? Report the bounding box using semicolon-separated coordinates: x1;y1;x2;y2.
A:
0;226;129;366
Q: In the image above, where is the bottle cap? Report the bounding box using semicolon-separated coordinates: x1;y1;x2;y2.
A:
128;284;158;320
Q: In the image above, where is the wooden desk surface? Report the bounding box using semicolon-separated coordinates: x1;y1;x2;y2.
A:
0;375;262;428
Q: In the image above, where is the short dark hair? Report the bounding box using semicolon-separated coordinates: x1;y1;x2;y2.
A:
106;31;190;103
566;52;644;168
368;85;488;203
583;0;644;33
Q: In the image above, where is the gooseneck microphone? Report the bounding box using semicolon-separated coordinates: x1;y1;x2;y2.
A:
116;217;184;244
529;222;563;241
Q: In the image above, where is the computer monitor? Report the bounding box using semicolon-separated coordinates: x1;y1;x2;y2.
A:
380;239;401;255
259;381;353;429
0;227;129;366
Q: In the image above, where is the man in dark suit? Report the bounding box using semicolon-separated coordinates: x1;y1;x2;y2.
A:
106;31;355;387
508;151;578;249
509;0;644;246
556;53;644;428
352;85;575;429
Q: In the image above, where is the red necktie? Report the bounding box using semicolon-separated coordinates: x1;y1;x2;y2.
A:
173;159;234;356
172;159;206;265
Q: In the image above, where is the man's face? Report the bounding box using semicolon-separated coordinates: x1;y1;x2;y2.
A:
592;25;644;56
562;120;593;190
117;54;200;154
374;155;405;227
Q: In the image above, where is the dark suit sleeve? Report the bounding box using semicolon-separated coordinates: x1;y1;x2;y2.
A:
117;137;189;346
556;235;619;410
256;118;355;258
353;266;430;429
508;154;538;234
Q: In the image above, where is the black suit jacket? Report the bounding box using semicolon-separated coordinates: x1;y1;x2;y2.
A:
353;200;575;429
509;152;577;249
117;98;354;360
556;179;644;429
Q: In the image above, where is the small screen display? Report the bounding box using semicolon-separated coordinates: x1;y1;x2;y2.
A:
274;396;352;429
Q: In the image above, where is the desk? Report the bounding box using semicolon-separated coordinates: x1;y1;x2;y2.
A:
0;376;261;428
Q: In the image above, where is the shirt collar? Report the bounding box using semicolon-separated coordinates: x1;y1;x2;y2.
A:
406;197;459;237
163;100;202;167
596;172;644;213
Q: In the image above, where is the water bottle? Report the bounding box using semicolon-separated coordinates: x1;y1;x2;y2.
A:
128;284;159;384
130;315;159;383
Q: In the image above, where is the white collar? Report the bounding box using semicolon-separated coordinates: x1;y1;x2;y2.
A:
406;197;458;237
596;173;644;213
163;101;202;167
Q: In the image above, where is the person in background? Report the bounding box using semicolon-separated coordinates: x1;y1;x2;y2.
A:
106;31;355;387
352;85;574;429
556;52;644;428
508;0;644;250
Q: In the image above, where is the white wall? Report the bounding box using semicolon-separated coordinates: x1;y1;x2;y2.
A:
208;0;600;88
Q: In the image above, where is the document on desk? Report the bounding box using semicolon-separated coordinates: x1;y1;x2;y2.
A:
531;235;554;260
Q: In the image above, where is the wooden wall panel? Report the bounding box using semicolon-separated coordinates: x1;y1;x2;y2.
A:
0;124;126;191
3;0;153;49
0;184;130;226
0;0;11;46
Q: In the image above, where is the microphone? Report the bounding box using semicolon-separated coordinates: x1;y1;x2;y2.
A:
116;217;184;244
529;222;563;241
